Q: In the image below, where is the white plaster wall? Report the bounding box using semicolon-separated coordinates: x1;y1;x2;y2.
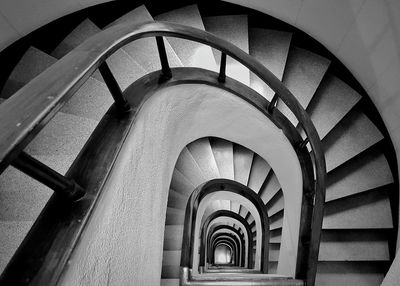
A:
58;84;302;285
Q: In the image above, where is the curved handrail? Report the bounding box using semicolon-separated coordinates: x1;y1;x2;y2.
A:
0;20;325;285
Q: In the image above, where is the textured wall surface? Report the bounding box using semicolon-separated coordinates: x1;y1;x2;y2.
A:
58;84;302;285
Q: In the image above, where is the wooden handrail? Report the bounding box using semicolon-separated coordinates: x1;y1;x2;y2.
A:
0;21;325;285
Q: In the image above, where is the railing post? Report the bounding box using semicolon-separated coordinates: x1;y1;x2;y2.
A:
156;36;172;82
298;137;310;149
218;52;227;83
98;62;130;111
267;93;279;113
11;152;85;201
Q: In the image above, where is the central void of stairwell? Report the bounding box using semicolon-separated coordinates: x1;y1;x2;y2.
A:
57;83;302;285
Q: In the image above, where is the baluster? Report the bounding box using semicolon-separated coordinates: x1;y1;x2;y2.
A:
98;62;130;111
156;36;172;81
267;93;279;113
218;52;227;83
11;152;85;201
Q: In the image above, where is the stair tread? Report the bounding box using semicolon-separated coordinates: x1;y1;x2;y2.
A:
24;111;98;157
266;190;284;217
52;19;146;89
160;279;179;286
323;189;393;229
0;221;34;273
167;189;188;210
247;154;271;193
106;5;183;72
60;77;113;121
161;265;180;279
210;138;234;180
203;15;250;85
259;173;281;205
306;74;362;139
171;168;195;197
175;147;206;187
1;47;57;99
233;144;254;186
249;28;292;101
164;225;183;250
230;201;241;214
323;108;384;172
326;150;393;202
163;250;181;265
319;230;390;261
316;261;385;286
154;4;217;71
270;211;283;230
279;47;330;125
165;207;185;225
187;138;220;180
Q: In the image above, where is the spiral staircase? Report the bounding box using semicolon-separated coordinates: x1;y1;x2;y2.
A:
0;2;397;286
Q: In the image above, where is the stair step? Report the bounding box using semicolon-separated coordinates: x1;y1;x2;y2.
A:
187;138;220;180
319;230;390;261
154;4;217;71
266;190;284;217
306;74;362;139
259;173;281;205
316;261;385;286
326;150;393;202
105;5;183;72
171;168;195;196
52;19;146;90
239;205;248;218
0;166;53;221
247;154;271;193
233;144;254;186
175;147;206;187
163;250;181;265
165;208;185;225
161;265;180;279
164;225;183;250
270;229;282;244
270;210;283;230
269;243;280;262
203;15;250;85
1;47;57;99
60;77;113;121
167;189;188;210
209;138;234;180
0;221;34;273
322;108;384;172
279;47;330;125
24;112;98;157
160;279;179;286
52;19;100;59
323;189;393;229
249;28;292;101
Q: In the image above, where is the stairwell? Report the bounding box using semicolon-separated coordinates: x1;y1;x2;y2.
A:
0;2;397;286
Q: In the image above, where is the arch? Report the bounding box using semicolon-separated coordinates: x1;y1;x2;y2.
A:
212;235;239;266
208;225;246;267
181;179;270;274
203;210;253;268
213;243;234;265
